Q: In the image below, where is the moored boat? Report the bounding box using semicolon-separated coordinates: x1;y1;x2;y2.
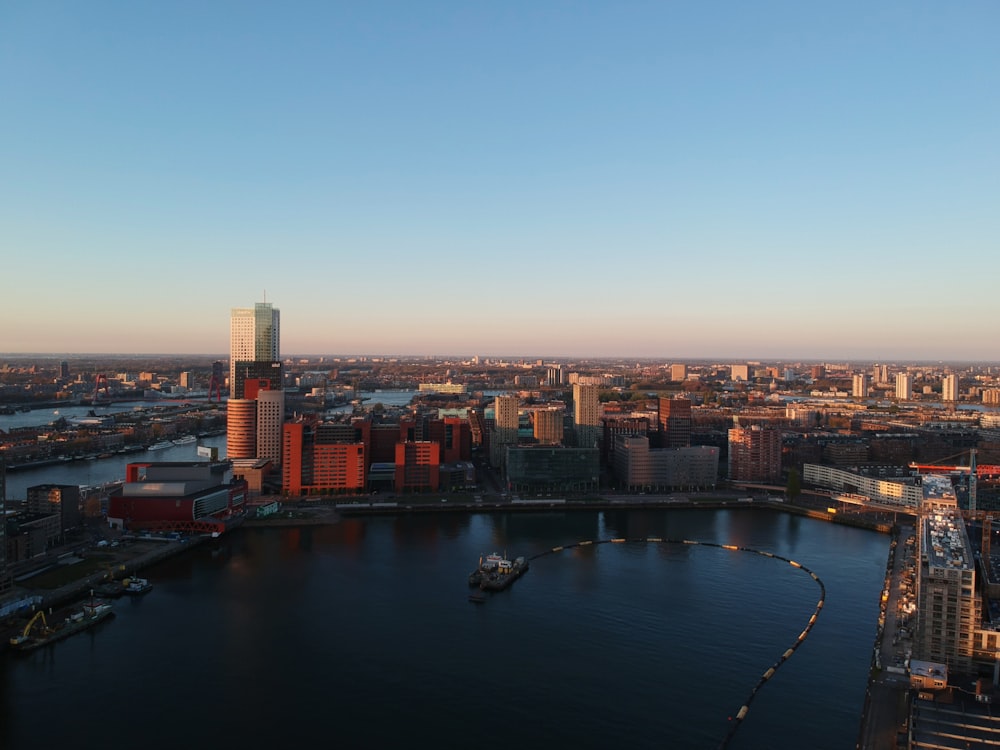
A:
469;553;529;592
9;600;115;652
122;577;153;595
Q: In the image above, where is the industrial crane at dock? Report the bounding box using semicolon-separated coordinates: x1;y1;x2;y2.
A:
10;611;50;647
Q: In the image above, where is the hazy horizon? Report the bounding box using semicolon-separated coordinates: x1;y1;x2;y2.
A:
3;351;999;367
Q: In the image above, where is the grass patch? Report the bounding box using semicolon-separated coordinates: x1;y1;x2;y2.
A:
23;558;111;589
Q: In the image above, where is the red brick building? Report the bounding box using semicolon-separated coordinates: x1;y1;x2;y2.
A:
394;441;440;492
282;421;366;495
727;425;782;482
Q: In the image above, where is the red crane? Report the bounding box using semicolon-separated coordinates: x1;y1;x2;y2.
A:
93;373;110;403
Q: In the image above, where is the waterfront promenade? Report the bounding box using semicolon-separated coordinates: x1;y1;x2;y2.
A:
857;522;916;750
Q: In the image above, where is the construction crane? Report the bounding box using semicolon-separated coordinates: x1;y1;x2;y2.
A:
92;373;111;404
910;449;993;558
9;610;50;647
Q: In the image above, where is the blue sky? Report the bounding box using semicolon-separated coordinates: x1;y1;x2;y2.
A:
2;1;998;360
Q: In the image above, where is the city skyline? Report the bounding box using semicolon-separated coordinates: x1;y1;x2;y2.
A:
2;3;998;360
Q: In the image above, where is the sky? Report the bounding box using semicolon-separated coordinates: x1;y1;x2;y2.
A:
1;1;998;361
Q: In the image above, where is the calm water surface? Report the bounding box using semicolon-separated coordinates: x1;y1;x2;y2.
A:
1;509;887;749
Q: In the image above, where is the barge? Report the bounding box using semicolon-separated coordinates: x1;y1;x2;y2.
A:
469;553;529;592
9;600;115;652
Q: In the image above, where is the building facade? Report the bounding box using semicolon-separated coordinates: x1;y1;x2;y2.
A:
573;383;601;449
491;394;519;467
915;476;980;672
727;425;782;482
282;422;366;495
505;446;599;493
108;462;247;534
232;360;284;400
658;397;692;448
896;372;913;401
395;441;441;493
26;484;81;536
942;373;959;402
731;364;750;382
852;373;869;399
256;389;285;467
612;436;718;491
532;407;564;445
229;301;280;391
226;399;258;460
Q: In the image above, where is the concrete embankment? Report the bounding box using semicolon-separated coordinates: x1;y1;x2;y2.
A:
35;536;210;611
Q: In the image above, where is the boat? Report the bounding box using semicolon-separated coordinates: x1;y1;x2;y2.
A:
148;441;172;451
172;436;197;445
121;577;152;595
9;600;115;652
469;553;529;592
92;581;125;598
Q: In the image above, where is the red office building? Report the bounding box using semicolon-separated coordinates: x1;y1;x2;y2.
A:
395;441;440;493
108;462;246;535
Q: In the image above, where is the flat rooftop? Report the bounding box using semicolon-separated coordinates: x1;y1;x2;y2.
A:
925;510;973;571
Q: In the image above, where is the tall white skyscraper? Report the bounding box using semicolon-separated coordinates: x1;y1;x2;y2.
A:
942;373;959;402
896;372;913;401
230;302;280;390
229;300;281;465
852;373;869;399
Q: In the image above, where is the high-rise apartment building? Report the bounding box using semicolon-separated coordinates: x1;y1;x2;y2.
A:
852;373;869;399
896;372;913;401
533;407;564;445
545;365;563;386
874;364;889;385
573;383;601;448
494;395;519;435
658;397;692;448
942;373;959;402
226;399;258;460
915;476;980;673
670;364;687;382
491;394;519;467
727;425;781;482
230;302;280;391
256;389;285;467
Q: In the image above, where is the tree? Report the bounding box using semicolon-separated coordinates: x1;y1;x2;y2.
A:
786;468;802;501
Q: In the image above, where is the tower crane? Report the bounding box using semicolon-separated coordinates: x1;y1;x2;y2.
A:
910;449;993;558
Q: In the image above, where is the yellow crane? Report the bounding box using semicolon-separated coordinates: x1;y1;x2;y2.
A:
10;610;50;647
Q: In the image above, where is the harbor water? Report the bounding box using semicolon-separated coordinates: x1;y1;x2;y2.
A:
1;509;888;749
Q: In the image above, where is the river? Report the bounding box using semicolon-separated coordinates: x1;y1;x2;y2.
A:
0;508;887;749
